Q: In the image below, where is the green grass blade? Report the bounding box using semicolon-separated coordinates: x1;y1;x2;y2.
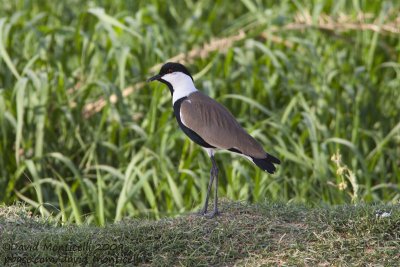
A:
88;7;143;40
14;77;28;165
0;18;21;79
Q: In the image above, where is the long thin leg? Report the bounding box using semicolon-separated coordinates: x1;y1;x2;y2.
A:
208;156;219;218
200;166;214;215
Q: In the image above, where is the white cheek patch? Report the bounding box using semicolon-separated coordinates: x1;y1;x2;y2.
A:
161;73;175;82
162;72;197;104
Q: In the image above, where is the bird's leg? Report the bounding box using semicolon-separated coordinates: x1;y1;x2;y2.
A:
199;161;215;215
208;156;220;218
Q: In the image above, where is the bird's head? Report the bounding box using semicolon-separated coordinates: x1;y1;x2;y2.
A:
147;62;195;97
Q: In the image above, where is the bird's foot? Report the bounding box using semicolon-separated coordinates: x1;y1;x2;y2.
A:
195;208;220;218
196;208;208;216
206;209;220;219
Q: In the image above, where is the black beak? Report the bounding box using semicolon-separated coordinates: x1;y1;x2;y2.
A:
147;74;162;82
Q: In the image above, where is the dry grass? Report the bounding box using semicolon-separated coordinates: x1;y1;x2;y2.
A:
288;11;400;34
1;200;399;266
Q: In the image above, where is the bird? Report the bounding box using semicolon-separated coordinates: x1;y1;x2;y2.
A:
147;62;280;218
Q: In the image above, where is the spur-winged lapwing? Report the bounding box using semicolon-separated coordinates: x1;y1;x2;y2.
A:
148;62;280;217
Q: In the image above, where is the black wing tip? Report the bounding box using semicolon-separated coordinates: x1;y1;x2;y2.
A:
252;154;281;174
266;153;281;165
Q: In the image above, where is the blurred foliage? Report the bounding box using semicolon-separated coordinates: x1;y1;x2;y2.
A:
0;0;399;225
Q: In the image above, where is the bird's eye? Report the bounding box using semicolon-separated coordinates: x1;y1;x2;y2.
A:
168;69;173;73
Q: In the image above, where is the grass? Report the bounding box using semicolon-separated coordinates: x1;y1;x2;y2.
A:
1;200;399;266
0;0;399;225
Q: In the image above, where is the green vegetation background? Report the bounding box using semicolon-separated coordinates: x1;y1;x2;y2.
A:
0;0;399;225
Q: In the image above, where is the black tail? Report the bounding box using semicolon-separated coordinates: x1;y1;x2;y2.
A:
252;154;281;174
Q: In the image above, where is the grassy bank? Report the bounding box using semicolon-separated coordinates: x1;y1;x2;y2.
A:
0;0;399;224
1;200;399;266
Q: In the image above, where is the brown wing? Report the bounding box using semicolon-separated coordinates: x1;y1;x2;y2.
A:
180;92;266;158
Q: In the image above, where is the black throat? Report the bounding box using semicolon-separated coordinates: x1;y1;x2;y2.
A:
159;80;174;96
173;97;215;149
